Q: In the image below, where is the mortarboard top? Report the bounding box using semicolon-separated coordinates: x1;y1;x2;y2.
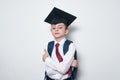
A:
44;7;77;27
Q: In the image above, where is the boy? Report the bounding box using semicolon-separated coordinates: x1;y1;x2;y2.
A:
42;7;78;80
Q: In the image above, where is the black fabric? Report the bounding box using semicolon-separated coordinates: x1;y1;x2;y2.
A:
64;77;71;80
46;76;71;80
46;76;54;80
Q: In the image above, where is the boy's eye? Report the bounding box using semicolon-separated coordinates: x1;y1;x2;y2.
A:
52;28;56;29
59;27;62;29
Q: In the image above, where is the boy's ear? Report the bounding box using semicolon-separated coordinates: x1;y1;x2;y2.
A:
65;28;69;35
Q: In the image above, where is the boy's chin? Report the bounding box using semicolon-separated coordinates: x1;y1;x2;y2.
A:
54;36;65;39
54;37;61;39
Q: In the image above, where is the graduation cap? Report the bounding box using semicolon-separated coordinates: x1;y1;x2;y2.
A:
44;7;77;27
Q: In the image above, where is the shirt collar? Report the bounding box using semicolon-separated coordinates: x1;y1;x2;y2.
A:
55;38;66;46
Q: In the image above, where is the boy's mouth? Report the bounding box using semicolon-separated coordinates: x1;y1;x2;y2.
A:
55;33;59;34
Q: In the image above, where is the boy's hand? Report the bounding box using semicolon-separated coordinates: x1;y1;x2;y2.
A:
71;60;78;68
42;49;48;62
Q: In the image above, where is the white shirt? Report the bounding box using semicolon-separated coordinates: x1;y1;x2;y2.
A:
45;38;75;80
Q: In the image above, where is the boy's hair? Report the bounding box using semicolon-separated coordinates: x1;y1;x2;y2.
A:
51;17;68;27
50;17;69;29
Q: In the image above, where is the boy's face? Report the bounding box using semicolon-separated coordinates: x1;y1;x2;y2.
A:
51;23;69;39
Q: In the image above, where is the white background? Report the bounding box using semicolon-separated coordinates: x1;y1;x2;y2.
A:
0;0;120;80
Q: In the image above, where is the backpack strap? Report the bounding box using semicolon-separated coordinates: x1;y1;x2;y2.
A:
74;50;77;60
63;40;78;80
47;41;54;57
63;40;73;55
44;41;54;80
70;50;78;80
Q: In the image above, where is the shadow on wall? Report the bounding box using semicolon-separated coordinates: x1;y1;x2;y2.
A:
66;25;82;80
66;25;79;40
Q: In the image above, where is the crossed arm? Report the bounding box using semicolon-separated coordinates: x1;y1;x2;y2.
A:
42;44;78;74
43;49;78;68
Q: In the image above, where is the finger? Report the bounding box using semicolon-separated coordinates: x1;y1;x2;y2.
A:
44;49;47;53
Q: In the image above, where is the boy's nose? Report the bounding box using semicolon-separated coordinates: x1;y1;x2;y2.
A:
55;28;59;31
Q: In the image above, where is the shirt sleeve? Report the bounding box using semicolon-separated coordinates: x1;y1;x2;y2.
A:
45;43;75;74
46;65;63;79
